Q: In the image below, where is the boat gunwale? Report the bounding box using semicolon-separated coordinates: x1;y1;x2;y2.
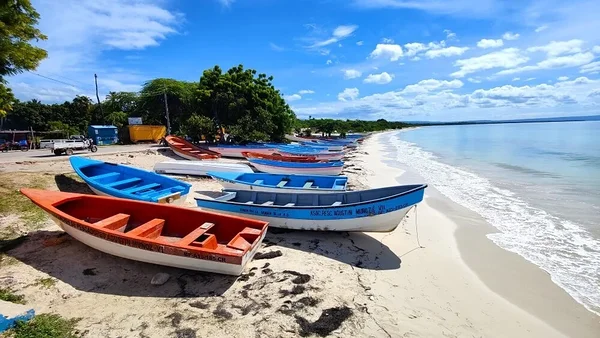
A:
208;172;348;191
195;184;428;209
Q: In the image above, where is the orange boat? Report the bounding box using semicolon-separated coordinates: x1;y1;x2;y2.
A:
241;151;327;163
20;189;268;275
164;135;221;160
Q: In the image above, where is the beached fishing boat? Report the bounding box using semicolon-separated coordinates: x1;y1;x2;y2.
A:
204;144;277;159
165;135;221;160
21;189;268;275
299;141;345;152
248;158;344;176
242;151;327;163
209;172;348;193
70;157;191;205
275;148;344;161
195;184;427;232
154;160;254;177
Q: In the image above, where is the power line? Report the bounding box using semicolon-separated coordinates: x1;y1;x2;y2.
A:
28;72;84;88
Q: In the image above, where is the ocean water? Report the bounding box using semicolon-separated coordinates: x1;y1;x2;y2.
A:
383;121;600;315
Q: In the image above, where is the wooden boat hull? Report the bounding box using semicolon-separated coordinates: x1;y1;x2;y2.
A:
154;160;254;177
49;215;265;275
241;151;322;162
249;161;344;176
277;151;344;161
196;185;427;232
165;135;220;160
70;157;191;204
209;172;348;194
21;189;269;275
206;146;277;159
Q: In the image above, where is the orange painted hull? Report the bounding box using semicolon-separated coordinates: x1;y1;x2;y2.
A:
242;152;328;163
165;135;221;160
20;189;268;275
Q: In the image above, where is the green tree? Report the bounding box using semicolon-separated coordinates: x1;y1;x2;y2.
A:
183;115;216;142
138;78;196;133
0;0;48;116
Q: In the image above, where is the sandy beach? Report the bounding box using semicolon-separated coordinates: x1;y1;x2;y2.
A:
1;136;599;337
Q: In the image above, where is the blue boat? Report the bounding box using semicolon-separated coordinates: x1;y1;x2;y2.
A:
248;158;344;176
69;156;191;205
195;184;427;232
208;172;348;194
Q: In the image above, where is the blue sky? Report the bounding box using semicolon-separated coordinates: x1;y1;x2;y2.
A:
8;0;600;121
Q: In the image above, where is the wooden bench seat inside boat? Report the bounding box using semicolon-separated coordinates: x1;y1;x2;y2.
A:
178;222;215;246
106;177;142;188
331;201;342;206
93;213;131;231
226;227;262;251
253;180;264;185
127;218;165;238
302;181;314;189
276;180;288;188
123;183;161;194
90;172;120;181
181;147;192;150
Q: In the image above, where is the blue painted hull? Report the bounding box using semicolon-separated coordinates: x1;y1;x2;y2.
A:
70;157;191;204
195;184;427;232
208;172;348;193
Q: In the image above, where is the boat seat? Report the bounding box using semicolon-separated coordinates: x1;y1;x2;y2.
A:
127;218;165;239
123;183;161;194
93;213;130;231
106;177;142;188
332;201;342;206
181;147;192;150
178;222;215;246
90;172;120;181
253;180;264;185
189;150;200;153
245;201;254;204
284;203;296;207
227;235;251;251
262;201;274;206
302;181;313;189
276;180;288;188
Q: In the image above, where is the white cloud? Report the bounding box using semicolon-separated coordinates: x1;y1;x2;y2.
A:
535;25;548;33
557;76;569;81
477;39;504;49
444;29;457;40
402;79;464;94
338;88;359;101
525;77;536;81
425;46;469;58
326;59;333;65
363;72;394;84
370;44;404;61
497;52;595;75
502;32;520;41
527;40;584;56
285;94;302;101
451;48;529;78
512;77;520;81
467;77;481;83
298;90;315;95
343;69;362;79
351;0;502;18
411;56;421;61
593;46;600;54
356;41;364;46
382;37;395;43
309;25;358;48
338;43;343;47
580;61;600;73
270;42;284;52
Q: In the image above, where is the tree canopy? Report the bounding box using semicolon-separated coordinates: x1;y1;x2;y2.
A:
0;0;48;116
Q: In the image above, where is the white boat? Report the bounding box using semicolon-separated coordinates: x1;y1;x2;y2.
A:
205;145;277;159
154;160;254;177
248;159;344;176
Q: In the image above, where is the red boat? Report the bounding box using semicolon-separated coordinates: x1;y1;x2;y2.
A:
20;189;268;275
165;135;221;160
241;151;329;163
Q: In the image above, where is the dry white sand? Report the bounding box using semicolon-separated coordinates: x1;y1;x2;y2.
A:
0;141;598;337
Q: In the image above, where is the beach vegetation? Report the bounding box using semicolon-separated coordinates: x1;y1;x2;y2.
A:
5;314;80;338
0;287;25;304
34;277;56;289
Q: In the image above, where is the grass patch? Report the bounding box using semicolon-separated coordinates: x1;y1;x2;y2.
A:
5;314;80;338
35;278;57;289
0;287;25;304
0;173;52;238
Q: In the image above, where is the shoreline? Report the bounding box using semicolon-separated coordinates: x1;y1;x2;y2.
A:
359;130;600;337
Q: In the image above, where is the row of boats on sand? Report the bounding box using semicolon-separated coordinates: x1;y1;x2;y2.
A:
21;134;427;276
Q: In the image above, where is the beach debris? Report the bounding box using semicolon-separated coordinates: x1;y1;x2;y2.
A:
279;296;321;316
238;272;255;281
262;268;273;274
261;262;270;269
254;250;283;260
174;328;197;338
165;312;183;327
82;268;97;276
279;285;306;297
212;306;233;320
295;306;353;337
151;273;170;285
188;301;209;309
283;270;311;284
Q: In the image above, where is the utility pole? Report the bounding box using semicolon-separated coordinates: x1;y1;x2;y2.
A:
94;73;104;120
163;85;171;135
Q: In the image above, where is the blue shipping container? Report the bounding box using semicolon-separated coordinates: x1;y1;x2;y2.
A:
88;125;118;146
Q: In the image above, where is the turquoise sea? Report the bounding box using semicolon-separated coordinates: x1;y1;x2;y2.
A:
383;121;600;315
